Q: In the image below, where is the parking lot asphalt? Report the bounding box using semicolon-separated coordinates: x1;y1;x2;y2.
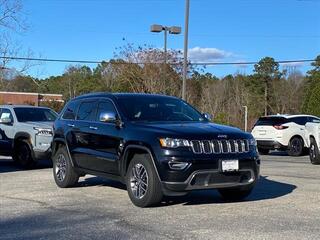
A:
0;153;319;240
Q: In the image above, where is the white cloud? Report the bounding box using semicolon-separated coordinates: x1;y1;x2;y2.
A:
281;62;304;67
188;47;233;62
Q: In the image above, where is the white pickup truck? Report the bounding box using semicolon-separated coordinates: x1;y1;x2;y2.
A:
306;122;320;165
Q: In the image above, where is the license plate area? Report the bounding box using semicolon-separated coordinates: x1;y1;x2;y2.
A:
258;130;267;135
221;159;239;172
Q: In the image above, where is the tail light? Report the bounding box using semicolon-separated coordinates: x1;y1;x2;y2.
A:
273;125;288;130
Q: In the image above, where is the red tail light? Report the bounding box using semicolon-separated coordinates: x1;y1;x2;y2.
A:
273;125;288;130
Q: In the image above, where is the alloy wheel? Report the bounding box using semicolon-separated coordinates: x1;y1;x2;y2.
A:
310;144;316;160
291;139;302;154
130;163;149;199
55;154;67;182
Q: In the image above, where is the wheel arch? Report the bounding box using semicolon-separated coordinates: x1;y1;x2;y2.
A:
52;138;75;166
289;135;305;147
121;145;161;182
14;132;32;146
13;132;35;162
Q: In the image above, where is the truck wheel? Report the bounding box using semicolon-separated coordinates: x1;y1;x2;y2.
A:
126;154;163;207
218;183;255;201
310;138;320;165
258;148;269;155
52;146;79;188
288;137;304;156
13;140;36;169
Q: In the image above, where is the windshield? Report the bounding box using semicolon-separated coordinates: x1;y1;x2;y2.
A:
14;107;58;122
117;95;206;122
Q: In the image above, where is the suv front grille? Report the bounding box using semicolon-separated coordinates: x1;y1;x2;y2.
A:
190;139;249;154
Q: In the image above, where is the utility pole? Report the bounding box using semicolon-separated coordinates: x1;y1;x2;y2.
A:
182;0;190;100
164;27;167;63
243;106;248;132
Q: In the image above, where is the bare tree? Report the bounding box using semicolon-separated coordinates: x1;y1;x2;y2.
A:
0;0;39;90
0;0;26;31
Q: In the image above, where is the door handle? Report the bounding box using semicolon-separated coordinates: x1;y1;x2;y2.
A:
67;124;75;128
89;126;98;130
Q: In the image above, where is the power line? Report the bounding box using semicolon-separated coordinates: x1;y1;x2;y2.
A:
0;56;316;66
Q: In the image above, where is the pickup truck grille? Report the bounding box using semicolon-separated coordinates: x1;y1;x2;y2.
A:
190;139;249;154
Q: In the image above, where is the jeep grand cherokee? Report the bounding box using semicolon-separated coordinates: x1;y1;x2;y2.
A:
52;93;260;207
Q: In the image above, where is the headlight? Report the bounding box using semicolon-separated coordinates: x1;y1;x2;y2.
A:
159;138;190;148
34;127;53;136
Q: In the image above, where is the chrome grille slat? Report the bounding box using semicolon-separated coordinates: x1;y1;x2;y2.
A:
190;139;250;154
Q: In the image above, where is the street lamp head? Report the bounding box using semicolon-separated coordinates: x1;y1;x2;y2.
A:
169;26;181;34
150;24;164;33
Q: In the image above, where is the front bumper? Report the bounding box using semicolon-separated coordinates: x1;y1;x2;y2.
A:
162;168;256;193
158;155;260;195
257;140;286;150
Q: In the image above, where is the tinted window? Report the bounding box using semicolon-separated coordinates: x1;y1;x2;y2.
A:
96;100;117;121
117;96;206;122
62;100;79;120
0;108;14;122
77;101;98;121
14;108;57;122
309;117;320;123
291;117;308;125
255;117;287;126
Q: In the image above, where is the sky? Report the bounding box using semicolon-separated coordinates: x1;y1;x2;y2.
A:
8;0;320;78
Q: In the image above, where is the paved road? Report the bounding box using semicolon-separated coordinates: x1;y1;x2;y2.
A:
0;153;319;240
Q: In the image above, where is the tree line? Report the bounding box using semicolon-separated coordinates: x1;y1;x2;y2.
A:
1;43;319;130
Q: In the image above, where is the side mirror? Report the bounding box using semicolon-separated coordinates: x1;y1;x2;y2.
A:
203;113;213;121
99;112;117;123
0;118;12;125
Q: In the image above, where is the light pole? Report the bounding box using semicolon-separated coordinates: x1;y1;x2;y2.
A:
243;106;248;132
150;24;181;64
182;0;190;100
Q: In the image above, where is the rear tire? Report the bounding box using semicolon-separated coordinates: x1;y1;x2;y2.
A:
12;140;36;169
52;146;79;188
258;148;269;155
126;154;163;207
310;138;320;165
288;137;304;156
218;184;255;201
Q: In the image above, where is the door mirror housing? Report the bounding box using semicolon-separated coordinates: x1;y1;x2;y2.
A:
203;113;213;121
0;118;13;125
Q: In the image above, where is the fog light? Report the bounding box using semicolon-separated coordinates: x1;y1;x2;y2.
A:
168;161;190;170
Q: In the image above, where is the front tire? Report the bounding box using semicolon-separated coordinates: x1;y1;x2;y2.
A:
288;137;304;156
218;184;255;201
310;138;320;165
13;140;36;169
52;146;79;188
126;154;163;207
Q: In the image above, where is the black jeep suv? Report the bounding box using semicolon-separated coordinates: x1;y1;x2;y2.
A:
52;93;260;207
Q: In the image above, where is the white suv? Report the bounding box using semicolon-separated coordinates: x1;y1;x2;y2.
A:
306;122;320;164
252;114;320;156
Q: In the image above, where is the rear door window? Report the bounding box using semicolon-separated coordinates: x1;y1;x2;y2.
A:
290;117;309;126
62;100;79;120
255;117;287;126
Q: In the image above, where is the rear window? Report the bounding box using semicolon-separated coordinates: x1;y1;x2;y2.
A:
255;117;288;126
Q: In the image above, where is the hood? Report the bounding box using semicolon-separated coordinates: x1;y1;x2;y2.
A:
20;121;54;129
131;121;251;139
